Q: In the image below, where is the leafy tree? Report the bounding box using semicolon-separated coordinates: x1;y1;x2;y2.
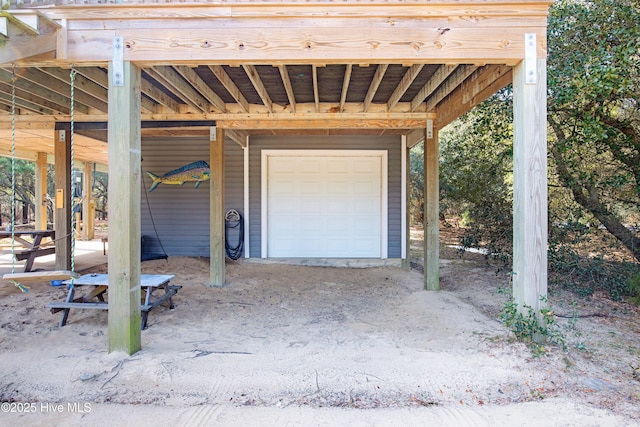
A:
0;157;35;226
548;0;640;262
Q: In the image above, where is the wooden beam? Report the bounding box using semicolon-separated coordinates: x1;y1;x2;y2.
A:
217;117;429;130
225;129;248;148
0;11;58;65
242;65;273;113
339;64;352;112
0;68;84;114
210;126;225;287
36;67;108;113
512;57;547;318
147;66;209;112
54;128;71;271
210;65;250;113
405;128;424;148
173;65;227;113
387;64;423;111
58;17;549;65
35;151;47;230
425;64;477;111
107;61;142;355
277;65;296;114
312;65;320;113
424;125;439;291
435;64;512;129
410;64;457;112
363;64;388;113
140;77;178;113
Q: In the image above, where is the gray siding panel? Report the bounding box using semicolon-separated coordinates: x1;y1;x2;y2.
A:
141;137;244;257
248;135;402;258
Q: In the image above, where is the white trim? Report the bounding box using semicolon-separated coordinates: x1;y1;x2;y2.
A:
401;135;407;260
243;137;250;258
261;149;388;259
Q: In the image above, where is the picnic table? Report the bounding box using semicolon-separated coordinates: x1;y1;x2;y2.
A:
0;230;55;272
47;274;181;329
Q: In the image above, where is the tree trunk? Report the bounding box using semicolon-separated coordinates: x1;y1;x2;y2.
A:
550;121;640;263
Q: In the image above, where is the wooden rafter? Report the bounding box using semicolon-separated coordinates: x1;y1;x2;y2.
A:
410;64;457;112
387;64;423;112
37;67;108;113
363;64;388;113
140;78;178;113
312;65;319;113
277;65;296;114
147;66;210;113
339;64;352;113
242;64;273;113
209;65;250;113
425;64;477;111
173;65;226;113
0;68;76;114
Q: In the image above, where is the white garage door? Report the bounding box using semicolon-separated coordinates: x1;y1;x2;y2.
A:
264;150;387;258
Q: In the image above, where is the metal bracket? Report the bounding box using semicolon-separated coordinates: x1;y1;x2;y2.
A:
426;119;433;139
210;126;217;141
112;36;124;87
525;33;537;85
58;130;66;142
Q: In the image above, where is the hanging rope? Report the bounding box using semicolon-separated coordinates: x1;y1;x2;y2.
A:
8;66;28;293
69;67;77;286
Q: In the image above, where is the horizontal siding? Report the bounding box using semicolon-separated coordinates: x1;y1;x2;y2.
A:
141;137;244;257
248;135;402;258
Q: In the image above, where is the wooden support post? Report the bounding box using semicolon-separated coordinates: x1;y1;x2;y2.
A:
35;152;48;230
402;136;410;270
210;126;225;287
423;125;440;291
512;57;548;315
83;162;95;240
54;128;71;271
107;61;142;354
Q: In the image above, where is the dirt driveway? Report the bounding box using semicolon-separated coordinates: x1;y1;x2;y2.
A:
1;249;639;425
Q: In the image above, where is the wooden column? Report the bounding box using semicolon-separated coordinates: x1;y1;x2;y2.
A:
54;128;71;271
82;162;95;240
35;152;48;230
424;125;440;291
107;61;142;354
512;57;548;314
402;136;410;270
210;127;225;287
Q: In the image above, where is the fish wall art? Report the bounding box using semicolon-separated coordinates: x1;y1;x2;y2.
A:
147;160;211;192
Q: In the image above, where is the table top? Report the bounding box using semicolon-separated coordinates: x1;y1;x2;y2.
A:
0;230;55;238
63;274;175;287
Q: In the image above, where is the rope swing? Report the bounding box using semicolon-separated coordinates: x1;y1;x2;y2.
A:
2;66;80;288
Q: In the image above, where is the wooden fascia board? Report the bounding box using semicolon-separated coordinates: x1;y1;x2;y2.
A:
61;27;547;66
28;4;549;66
37;3;554;21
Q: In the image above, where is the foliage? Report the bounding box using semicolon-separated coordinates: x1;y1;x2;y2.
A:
423;0;640;300
0;157;35;226
439;90;514;268
548;0;640;262
500;295;567;356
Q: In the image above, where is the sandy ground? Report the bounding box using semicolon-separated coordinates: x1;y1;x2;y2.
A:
0;231;639;426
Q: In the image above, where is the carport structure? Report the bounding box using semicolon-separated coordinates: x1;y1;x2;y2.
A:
0;0;550;354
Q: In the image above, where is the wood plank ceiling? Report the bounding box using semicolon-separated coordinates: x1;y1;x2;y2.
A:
0;1;550;166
